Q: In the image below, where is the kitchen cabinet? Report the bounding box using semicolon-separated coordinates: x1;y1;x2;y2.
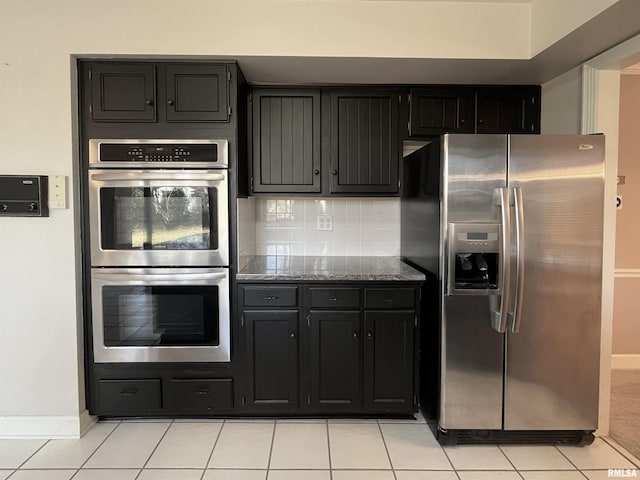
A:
90;63;157;122
409;87;475;136
92;375;235;416
238;283;418;415
476;86;541;134
329;90;400;194
249;88;400;196
240;286;300;411
88;62;230;123
251;89;321;193
308;287;362;411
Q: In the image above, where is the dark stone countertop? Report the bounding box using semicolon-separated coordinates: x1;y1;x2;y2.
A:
237;256;426;281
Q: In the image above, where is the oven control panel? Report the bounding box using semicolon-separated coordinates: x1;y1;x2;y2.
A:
89;139;228;168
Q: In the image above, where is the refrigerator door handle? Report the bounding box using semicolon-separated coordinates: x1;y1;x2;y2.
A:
510;187;525;333
492;187;512;333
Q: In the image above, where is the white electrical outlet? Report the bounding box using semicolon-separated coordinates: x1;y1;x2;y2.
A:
49;175;67;209
317;215;333;231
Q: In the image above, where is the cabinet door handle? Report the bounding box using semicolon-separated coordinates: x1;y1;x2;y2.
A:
120;388;138;396
314;169;320;175
367;331;374;339
263;296;279;301
329;297;340;302
167;99;175;106
194;388;210;395
290;331;296;339
145;99;153;106
352;331;359;339
331;170;338;175
384;297;393;304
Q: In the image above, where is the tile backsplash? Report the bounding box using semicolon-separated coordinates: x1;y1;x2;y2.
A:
237;197;257;269
246;197;401;257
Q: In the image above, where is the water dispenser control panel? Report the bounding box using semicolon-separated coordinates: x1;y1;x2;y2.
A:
447;223;500;295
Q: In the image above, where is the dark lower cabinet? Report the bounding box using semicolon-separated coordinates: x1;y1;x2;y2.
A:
166;378;233;414
244;310;299;411
364;311;415;411
239;283;419;416
97;379;162;415
309;310;361;411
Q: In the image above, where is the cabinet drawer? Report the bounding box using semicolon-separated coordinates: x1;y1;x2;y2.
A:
309;287;361;308
243;286;298;307
364;288;415;309
98;379;161;414
167;378;233;413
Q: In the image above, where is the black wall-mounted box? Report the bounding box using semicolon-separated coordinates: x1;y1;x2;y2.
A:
0;175;49;217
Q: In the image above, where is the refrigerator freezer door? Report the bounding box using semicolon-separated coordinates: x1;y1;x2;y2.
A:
440;134;507;429
504;135;604;431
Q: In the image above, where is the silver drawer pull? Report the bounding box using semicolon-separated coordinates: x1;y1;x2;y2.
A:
263;296;279;301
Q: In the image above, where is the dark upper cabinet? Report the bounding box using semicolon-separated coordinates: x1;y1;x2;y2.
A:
363;311;414;411
476;86;541;134
165;64;229;122
329;90;400;194
90;63;157;122
88;62;230;124
409;87;475;136
244;310;299;411
251;89;321;193
309;310;361;412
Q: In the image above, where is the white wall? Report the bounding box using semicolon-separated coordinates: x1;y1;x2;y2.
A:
0;0;625;437
541;66;583;134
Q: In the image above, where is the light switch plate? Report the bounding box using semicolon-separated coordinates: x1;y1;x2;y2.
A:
49;175;67;209
317;215;333;231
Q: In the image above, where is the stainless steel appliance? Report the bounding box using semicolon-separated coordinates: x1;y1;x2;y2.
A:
91;268;230;363
89;139;231;363
401;134;604;445
89;140;229;267
89;169;229;267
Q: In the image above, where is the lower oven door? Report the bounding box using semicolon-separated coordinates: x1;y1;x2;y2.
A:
89;170;228;267
91;268;230;363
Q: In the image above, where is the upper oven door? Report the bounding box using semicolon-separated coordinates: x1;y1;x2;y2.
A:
89;170;229;267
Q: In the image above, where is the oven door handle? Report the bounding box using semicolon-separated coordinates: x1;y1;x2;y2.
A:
92;270;228;283
89;172;227;182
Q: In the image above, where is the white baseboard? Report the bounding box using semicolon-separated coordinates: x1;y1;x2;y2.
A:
0;410;96;439
611;354;640;369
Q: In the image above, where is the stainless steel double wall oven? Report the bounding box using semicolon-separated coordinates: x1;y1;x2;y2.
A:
89;139;230;363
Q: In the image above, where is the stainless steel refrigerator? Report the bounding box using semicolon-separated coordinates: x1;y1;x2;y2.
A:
401;134;604;445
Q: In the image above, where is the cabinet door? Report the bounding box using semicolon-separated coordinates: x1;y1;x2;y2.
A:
252;89;321;193
409;88;475;136
476;86;541;134
244;310;299;411
309;310;361;412
330;91;400;194
363;311;414;412
165;64;229;122
90;63;156;122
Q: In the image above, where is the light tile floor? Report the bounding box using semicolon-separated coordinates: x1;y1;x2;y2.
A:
0;416;638;480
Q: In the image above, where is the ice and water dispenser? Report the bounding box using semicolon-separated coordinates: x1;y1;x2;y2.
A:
447;223;500;295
